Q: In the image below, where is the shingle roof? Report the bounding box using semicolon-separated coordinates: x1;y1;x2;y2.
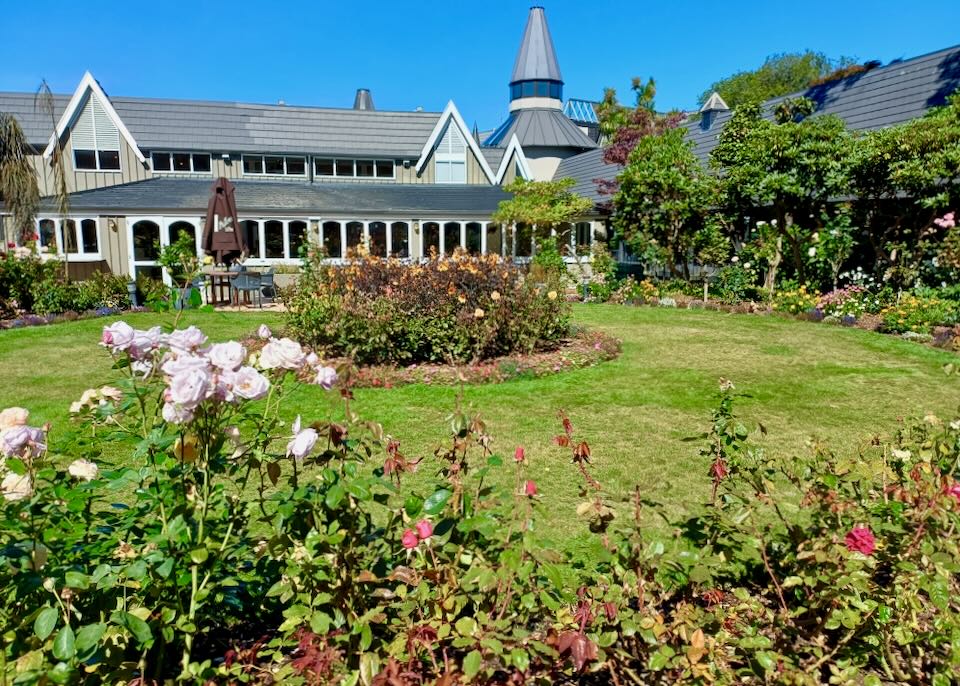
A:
36;177;511;215
556;42;960;202
685;42;960;164
0;91;442;157
552;148;616;205
482;108;597;150
510;7;563;84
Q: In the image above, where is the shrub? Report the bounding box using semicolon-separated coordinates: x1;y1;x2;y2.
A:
771;281;820;315
284;249;571;365
712;264;764;303
0;250;62;314
880;293;960;333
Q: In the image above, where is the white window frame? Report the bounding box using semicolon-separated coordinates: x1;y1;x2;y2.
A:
240;155;308;178
239;217;309;264
151;151;213;175
313;158;397;179
71;96;122;173
35;216;103;261
73;148;122;173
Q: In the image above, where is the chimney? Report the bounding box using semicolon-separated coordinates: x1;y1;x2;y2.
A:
353;88;375;111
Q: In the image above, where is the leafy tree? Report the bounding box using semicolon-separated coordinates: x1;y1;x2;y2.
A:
494;178;593;238
698;51;858;109
711;98;854;287
612;127;717;277
596;77;684;178
0;112;40;245
693;218;731;299
849;92;960;286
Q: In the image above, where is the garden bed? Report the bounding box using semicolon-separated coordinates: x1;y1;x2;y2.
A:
245;326;622;388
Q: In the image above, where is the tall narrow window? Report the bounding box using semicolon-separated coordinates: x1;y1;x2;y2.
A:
288;220;307;258
322;221;342;258
346;222;364;253
63;219;78;254
242;220;261;259
465;222;482;254
575;222;592;249
435;122;466;184
443;222;461;255
132;220;161;261
72;94;121;171
264;220;284;258
368;221;387;257
80;219;99;254
390;222;409;258
38;219;56;251
423;222;440;257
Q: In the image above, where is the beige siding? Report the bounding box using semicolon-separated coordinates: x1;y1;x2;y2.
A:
466;148;488;184
500;150;519;185
98;216;129;275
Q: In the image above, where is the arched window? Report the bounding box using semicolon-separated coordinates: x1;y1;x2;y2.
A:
264;221;284;258
346;221;364;253
38;219;56;251
242;220;261;259
168;220;196;248
443;222;461;255
422;222;440;257
132;220;160;261
465;222;483;254
80;219;98;254
288;220;307;258
390;222;409;258
63;219;78;254
322;221;342;258
368;221;387;257
575;222;593;250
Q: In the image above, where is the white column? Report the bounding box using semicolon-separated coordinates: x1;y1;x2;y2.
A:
439;222;445;256
340;222;347;259
460;222;466;251
386;221;392;257
481;223;487;255
282;220;291;260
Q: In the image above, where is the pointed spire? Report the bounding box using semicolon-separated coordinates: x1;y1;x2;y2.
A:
472;121;481;143
699;92;729;113
353;88;375;111
510;7;562;84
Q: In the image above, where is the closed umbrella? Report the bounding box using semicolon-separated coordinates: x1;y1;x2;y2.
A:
202;177;245;264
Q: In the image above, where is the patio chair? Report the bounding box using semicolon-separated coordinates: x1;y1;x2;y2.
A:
260;267;276;303
230;272;262;308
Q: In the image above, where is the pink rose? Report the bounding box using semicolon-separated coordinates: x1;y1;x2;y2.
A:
1;425;45;457
524;480;537;497
514;446;525;463
260;338;305;370
167;326;208;354
162;402;193;425
946;483;960;504
209;341;246;371
315;366;338;390
844;525;876;556
161;353;211;377
286;415;318;461
129;326;165;360
230;366;270;401
401;529;419;549
167;368;212;410
101;321;135;351
415;519;433;540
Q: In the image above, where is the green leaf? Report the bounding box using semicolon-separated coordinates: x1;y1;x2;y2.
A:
510;648;530;672
52;626;76;661
347;481;371;501
424;488;452;515
325;484;346;509
190;548;209;564
404;495;423;517
118;611;153;646
755;651;776;671
64;571;90;590
455;617;478;636
75;623;106;653
463;649;483;679
34;607;58;641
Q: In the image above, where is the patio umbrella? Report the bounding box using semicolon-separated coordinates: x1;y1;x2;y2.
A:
202;177;246;264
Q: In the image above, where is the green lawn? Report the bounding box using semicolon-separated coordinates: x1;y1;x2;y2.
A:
1;305;957;550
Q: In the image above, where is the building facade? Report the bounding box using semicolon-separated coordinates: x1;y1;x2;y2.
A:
0;6;604;283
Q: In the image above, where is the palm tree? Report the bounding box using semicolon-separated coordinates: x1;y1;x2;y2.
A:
0;111;40;245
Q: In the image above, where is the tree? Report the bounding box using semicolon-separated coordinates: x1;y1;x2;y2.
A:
0;112;40;245
697;51;858;109
849;92;960;286
612;127;717;277
493;178;593;273
596;77;685;188
711;98;854;287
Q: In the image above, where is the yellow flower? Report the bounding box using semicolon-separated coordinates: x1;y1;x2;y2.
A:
457;294;466;304
491;291;501;301
474;308;485;318
203;255;213;265
174;435;199;463
548;290;557;300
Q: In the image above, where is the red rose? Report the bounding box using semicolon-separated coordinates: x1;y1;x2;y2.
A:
401;529;418;549
524;480;537;497
844;525;876;556
514;445;525;463
415;519;433;540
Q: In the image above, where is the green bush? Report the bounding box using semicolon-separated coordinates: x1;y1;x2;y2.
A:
3;325;959;684
0;251;62;314
0;251;130;316
284;248;571;364
880;292;960;333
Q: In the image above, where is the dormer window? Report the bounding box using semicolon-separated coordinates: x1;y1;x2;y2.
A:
71;94;121;171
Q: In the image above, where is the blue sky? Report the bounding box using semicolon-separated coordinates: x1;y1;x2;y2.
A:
2;0;959;131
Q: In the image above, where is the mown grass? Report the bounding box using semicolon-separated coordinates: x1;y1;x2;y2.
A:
1;305;957;551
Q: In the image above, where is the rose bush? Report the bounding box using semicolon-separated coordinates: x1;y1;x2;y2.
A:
283;248;571;365
2;322;960;684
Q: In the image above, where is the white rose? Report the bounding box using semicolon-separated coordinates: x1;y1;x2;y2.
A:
230;366;270;401
259;338;305;370
2;472;32;501
129;326;166;360
257;324;272;340
167;326;208;354
209;342;247;372
68;459;99;482
0;407;29;431
161;353;211;377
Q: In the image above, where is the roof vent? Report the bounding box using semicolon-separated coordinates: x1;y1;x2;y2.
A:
699;92;729;130
353;88;375;111
277;99;286;106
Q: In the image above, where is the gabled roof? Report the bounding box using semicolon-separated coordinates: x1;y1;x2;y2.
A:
414;101;496;182
482;108;597;150
685;42;960;164
493;134;532;183
699;92;729;113
0;82;442;158
510;7;563;84
43;71;145;162
37;177;511;215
